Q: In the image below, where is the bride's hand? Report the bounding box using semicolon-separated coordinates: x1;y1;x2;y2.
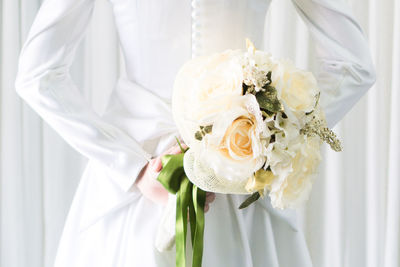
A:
134;144;216;211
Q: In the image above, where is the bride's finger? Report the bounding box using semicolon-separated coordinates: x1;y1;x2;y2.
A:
151;158;163;172
205;192;216;205
204;204;210;213
151;146;176;171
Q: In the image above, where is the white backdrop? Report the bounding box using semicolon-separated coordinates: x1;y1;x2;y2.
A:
0;0;398;267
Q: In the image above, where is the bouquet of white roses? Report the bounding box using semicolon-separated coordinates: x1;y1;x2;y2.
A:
156;39;342;267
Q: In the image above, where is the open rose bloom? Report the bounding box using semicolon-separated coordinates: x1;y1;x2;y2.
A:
172;40;341;209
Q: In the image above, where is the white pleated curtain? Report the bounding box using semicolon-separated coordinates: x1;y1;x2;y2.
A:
0;0;398;267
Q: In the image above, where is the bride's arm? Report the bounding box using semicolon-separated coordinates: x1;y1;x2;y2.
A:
15;0;151;192
291;0;376;128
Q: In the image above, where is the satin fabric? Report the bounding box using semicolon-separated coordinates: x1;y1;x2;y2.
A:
14;0;375;266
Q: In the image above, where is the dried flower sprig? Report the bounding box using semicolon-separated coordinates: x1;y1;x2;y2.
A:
300;116;342;152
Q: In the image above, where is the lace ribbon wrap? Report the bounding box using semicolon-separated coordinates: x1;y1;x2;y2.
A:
183;148;249;194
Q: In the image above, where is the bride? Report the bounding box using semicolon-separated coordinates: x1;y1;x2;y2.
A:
15;0;375;266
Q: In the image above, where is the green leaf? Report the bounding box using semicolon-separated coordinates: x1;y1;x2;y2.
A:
238;192;261;209
242;83;250;95
266;71;272;85
195;131;203;141
255;85;282;113
261;109;274;118
195;125;213;141
203;125;213;134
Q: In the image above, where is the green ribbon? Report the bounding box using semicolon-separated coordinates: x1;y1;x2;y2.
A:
157;153;206;267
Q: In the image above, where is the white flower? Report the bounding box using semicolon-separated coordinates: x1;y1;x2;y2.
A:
172;40;329;203
254;50;276;72
188;94;268;189
271;60;319;113
268;136;322;209
193;50;244;104
172;49;244;147
242;40;276;92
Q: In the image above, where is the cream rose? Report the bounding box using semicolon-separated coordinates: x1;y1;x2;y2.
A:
222;116;255;159
202;95;266;178
183;94;268;193
271;60;319;113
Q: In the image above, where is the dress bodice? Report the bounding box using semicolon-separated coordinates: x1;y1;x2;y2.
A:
108;0;271;98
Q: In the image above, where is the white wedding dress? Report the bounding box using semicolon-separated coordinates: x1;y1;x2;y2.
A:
15;0;375;266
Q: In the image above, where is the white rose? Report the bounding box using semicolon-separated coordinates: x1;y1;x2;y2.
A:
172;49;244;147
271;60;319;113
268;136;322;209
194;50;244;103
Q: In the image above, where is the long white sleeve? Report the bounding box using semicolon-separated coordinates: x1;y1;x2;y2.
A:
291;0;376;128
14;0;152;192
